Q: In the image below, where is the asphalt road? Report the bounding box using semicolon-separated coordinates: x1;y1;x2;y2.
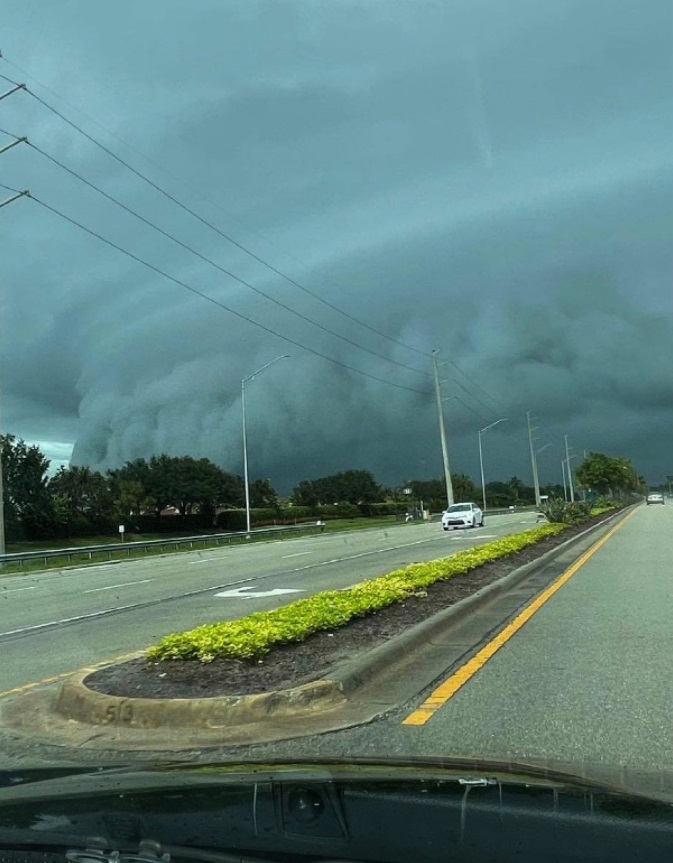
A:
0;512;536;695
236;502;673;779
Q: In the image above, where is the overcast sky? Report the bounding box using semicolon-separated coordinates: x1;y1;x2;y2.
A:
1;0;672;490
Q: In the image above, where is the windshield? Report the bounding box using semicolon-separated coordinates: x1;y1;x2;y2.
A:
1;0;672;820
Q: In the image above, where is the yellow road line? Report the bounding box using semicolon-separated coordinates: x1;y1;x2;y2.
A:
402;508;637;727
0;650;146;700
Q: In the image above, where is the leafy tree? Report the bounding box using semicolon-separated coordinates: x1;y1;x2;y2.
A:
484;481;515;506
453;473;479;503
540;483;565;500
110;477;154;517
408;479;444;503
112;454;243;519
1;435;54;539
110;458;157;512
249;478;278;509
293;470;381;506
406;475;478;510
576;452;641;497
292;480;319;507
499;477;533;504
49;466;116;531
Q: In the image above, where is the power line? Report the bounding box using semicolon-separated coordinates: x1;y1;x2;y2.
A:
441;376;496;416
10;132;431;379
2;63;507;413
1;63;508;413
450;395;489;422
19;190;429;396
3;58;430;360
450;360;505;411
0;62;430;360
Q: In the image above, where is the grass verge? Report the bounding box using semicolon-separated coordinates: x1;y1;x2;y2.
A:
148;522;568;663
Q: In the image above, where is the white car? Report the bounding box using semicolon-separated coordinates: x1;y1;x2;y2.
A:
646;493;664;505
442;502;484;530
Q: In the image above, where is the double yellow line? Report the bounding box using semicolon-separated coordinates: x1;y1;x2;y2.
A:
403;508;636;726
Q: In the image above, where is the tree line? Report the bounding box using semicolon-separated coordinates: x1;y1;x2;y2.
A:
1;434;646;542
1;435;276;541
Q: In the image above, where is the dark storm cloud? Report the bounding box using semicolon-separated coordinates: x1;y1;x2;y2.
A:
1;0;672;486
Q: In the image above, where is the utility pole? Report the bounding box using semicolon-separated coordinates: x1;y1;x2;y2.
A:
562;459;568;502
564;435;575;502
0;189;29;561
527;411;541;507
0;404;4;559
432;350;454;507
0;85;29;562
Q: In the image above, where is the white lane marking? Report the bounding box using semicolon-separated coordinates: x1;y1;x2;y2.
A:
215;586;304;599
281;551;313;559
451;534;497;540
3;586;37;593
84;578;153;594
189;558;220;565
275;523;534;576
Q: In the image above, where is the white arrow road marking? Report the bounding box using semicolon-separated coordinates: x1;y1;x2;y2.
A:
215;586;304;599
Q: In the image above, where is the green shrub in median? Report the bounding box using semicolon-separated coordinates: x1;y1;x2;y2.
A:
540;498;593;524
147;523;567;664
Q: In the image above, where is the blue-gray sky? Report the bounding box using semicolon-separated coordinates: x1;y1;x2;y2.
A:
1;0;672;489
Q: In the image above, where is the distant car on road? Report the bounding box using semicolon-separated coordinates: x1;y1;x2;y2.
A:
442;502;484;530
646;493;665;505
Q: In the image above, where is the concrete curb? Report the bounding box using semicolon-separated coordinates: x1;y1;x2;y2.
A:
53;507;632;733
56;673;345;731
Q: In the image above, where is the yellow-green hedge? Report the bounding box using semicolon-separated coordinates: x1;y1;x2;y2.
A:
147;523;567;663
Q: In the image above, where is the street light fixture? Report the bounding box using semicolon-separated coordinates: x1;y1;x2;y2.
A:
242;355;289;536
478;418;507;511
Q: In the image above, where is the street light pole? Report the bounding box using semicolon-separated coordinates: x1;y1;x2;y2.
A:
534;442;552;500
527;411;541;507
562;459;568;501
478;418;507;512
432;350;454;507
242;355;289;536
564;434;575;502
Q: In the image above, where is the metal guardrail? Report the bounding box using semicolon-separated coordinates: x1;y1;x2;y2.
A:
0;523;321;569
484;505;538;516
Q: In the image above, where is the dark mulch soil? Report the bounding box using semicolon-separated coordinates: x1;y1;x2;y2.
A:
86;516;609;700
